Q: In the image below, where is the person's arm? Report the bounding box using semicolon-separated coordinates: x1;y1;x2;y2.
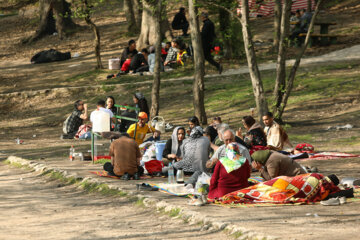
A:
162;139;173;159
265;159;280;179
236;127;243;140
80;104;88;120
126;124;135;138
135;143;142;166
109;143;114;165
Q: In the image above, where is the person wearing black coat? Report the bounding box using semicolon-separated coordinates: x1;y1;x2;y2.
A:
171;7;189;36
200;12;222;74
120;39;138;67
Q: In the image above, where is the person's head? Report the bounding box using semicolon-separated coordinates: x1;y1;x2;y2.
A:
242;116;256;130
251;150;272;165
295;10;301;18
179;42;186;52
300;9;306;15
201;12;208;21
165;42;171;50
262;112;274;127
179;7;185;14
97;100;106;109
133;92;144;104
127;53;134;60
188;116;200;130
171;38;180;48
141;48;149;57
217;123;230;141
189;126;203;139
212;116;222;129
74;100;84;111
222;129;235;146
138;112;148;127
149;46;155;54
177;127;186;142
106;96;115;109
128;39;136;50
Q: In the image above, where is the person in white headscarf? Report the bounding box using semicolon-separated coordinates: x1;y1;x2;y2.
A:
162;126;186;165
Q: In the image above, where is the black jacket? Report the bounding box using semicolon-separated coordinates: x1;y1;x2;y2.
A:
120;47;138;67
201;19;216;46
172;12;188;28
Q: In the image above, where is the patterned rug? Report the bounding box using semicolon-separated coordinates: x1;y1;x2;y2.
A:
297;152;360;161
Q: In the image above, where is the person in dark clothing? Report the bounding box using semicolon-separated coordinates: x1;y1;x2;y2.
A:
290;9;313;44
129;48;149;73
120;39;138;67
171;7;189;36
237;116;267;149
201;12;222;74
162;127;186;163
133;92;150;117
62;100;88;139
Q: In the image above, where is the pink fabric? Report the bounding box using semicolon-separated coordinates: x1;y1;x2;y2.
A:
208;160;251;199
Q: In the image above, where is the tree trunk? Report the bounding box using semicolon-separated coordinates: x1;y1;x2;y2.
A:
132;0;142;31
307;0;312;12
25;0;76;43
273;0;282;52
83;0;103;69
124;0;138;33
276;0;323;119
240;0;268;123
150;0;162;117
218;7;233;58
137;0;172;49
273;0;292;115
188;0;207;125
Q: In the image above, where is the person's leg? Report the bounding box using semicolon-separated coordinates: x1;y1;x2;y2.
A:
103;162;116;176
182;22;189;35
203;45;221;71
136;65;149;72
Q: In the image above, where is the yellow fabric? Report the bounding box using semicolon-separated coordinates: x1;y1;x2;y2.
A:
176;50;187;66
127;123;155;145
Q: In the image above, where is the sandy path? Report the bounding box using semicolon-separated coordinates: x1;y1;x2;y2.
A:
0;163;231;240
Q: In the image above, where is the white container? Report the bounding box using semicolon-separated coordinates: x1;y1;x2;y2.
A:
152;116;166;133
92;111;110;132
108;58;120;70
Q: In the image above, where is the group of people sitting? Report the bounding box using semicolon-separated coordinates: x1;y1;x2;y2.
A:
289;8;313;44
101;109;308;201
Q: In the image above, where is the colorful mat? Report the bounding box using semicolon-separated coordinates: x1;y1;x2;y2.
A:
296;152;360;161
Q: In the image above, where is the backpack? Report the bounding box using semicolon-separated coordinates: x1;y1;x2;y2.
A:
62;115;71;134
295;143;315;153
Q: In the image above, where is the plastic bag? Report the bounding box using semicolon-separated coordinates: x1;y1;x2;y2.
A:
195;172;211;195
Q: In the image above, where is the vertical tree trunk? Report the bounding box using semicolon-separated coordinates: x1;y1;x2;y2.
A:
273;0;282;52
307;0;312;12
150;0;162;117
124;0;138;33
273;0;292;115
25;0;76;43
188;0;207;125
132;0;142;30
83;0;103;69
276;0;323;119
218;8;233;58
137;0;171;49
240;0;268;123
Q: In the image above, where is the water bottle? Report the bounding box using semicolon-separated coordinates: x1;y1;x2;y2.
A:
69;145;75;161
168;163;175;184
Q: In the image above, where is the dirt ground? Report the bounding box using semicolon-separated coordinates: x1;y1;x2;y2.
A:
0;163;232;240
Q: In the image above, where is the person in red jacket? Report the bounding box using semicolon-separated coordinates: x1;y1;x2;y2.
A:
208;141;251;200
121;53;134;73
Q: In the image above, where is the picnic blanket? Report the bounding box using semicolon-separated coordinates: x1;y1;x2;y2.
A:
144;177;265;197
306;152;360;161
215;173;340;206
90;170;157;180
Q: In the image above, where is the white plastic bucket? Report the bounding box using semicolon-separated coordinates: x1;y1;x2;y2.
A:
152;116;166;133
92;111;110;132
155;141;166;160
108;58;120;70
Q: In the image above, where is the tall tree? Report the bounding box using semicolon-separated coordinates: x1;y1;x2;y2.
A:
123;0;138;33
273;0;282;51
137;0;171;49
240;0;268;122
25;0;77;43
188;0;207;125
150;0;162;117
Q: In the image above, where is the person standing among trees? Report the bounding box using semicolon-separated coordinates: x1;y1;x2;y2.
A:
201;12;222;74
171;7;189;37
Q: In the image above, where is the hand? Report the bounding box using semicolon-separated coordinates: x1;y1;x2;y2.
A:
236;127;242;137
175;157;182;162
252;161;262;170
167;154;176;159
164;61;168;66
83;103;88;109
186;129;191;135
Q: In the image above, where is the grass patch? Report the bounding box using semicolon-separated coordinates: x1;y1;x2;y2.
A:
289;134;314;143
4;160;32;170
231;231;244;238
135;197;145;207
94;159;111;164
66;69;107;82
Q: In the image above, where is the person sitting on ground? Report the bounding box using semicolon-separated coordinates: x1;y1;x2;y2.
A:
130;48;149;73
90;100;115;126
208;141;251;200
162;126;186;165
62;100;88;139
133;92;150;117
206;129;251;172
127;112;160;145
144;131;161;143
120;39;138;67
211;123;248;153
104;133;143;180
171;7;189;37
164;39;180;67
204;116;222;143
120;53;134;73
236;116;267;150
106;96;117;115
148;46;164;73
187;116;201;136
176;42;189;66
251;150;306;181
161;42;171;61
262;112;292;151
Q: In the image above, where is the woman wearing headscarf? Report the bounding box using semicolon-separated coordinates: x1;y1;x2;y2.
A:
251;150;306;181
162;126;186;164
208;142;251;200
173;126;210;174
133;92;150;117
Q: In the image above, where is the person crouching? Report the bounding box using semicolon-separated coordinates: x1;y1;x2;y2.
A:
104;133;143;180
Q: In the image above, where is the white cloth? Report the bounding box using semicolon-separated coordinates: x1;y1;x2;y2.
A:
90;107;113;122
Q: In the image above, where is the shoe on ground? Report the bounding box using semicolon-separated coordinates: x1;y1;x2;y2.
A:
121;173;130;181
133;172;140;180
320;197;340;206
188;196;204;206
339;196;346;205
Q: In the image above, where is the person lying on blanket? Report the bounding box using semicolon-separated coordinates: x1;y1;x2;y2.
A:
251;150;306;181
208;141;251;200
262;112;292;151
104;133;144;180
